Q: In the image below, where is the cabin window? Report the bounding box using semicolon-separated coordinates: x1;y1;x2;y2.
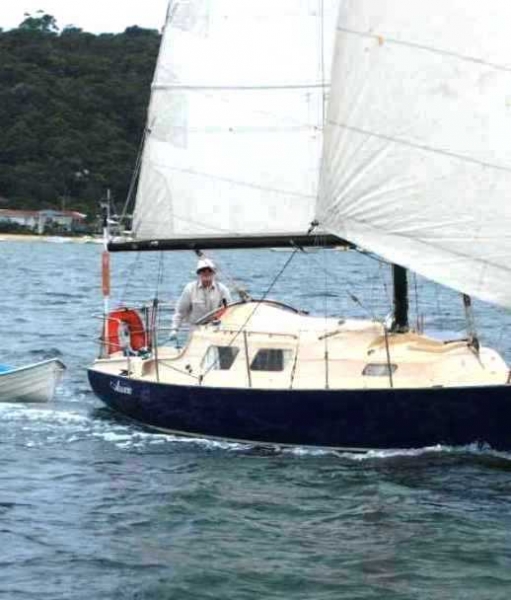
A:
250;349;291;372
362;363;397;377
202;346;239;371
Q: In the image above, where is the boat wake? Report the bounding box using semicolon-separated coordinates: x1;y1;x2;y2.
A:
330;442;511;464
2;402;511;463
0;403;252;452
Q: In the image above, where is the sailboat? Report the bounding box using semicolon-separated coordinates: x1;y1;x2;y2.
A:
88;0;511;451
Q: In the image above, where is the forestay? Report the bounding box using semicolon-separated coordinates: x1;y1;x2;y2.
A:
316;0;511;309
134;0;339;242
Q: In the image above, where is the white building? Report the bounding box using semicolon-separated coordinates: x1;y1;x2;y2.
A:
0;209;87;234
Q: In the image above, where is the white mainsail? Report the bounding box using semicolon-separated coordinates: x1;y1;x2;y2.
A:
316;0;511;309
134;0;339;241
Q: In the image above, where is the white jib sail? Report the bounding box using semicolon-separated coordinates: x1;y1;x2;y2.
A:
316;0;511;309
134;0;339;241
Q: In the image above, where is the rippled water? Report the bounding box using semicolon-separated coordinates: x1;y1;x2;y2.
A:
2;240;511;599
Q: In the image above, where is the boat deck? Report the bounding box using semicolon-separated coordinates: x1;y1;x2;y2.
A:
92;302;509;390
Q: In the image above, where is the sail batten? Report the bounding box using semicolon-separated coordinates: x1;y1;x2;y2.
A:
317;0;511;309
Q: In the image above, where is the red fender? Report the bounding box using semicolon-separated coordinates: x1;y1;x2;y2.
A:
104;308;148;355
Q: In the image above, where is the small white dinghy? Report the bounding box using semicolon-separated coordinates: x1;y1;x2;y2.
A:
0;359;66;403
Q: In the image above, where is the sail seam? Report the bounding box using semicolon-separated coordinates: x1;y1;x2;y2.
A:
337;26;511;73
158;165;316;199
328;121;511;174
333;217;511;277
152;83;330;91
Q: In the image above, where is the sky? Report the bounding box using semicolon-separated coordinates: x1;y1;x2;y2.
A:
0;1;169;34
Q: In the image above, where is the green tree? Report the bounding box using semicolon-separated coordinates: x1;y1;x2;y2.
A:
19;11;59;34
0;17;160;217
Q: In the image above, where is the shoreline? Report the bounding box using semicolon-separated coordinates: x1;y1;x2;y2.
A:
0;233;102;244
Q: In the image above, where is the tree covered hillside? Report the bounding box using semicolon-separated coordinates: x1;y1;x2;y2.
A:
0;14;160;219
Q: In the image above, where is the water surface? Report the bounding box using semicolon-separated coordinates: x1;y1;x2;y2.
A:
1;240;511;599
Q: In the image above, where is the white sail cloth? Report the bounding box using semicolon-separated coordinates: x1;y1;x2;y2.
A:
134;0;339;240
316;0;511;309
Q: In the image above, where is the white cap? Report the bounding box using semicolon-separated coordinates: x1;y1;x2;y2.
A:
196;258;216;273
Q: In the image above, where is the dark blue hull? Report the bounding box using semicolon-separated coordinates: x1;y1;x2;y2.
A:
88;369;511;450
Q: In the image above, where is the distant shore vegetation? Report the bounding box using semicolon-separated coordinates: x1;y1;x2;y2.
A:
0;12;160;223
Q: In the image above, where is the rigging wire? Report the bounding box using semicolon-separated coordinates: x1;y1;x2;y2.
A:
377;258;392;309
151;252;166;340
199;245;303;379
412;272;421;332
319;0;326;127
317;0;331;391
119;252;142;305
145;244;303;381
304;248;382;321
154;251;165;299
322;233;330;389
154;358;201;381
118;0;178;229
118;124;150;229
193;249;250;301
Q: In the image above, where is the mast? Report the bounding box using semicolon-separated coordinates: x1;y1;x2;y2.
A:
99;191;111;358
391;264;409;333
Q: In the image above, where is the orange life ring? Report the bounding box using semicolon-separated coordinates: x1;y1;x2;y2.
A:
104;308;148;355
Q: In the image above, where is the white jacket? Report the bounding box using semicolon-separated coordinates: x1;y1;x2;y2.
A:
171;280;232;331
